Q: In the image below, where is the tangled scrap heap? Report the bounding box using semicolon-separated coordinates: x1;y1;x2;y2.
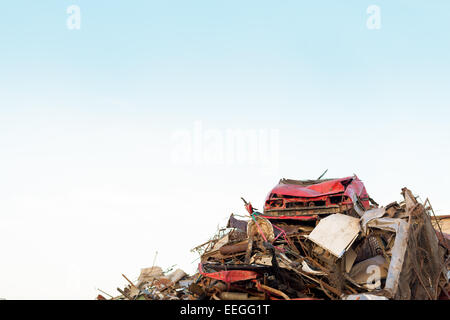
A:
105;176;449;300
190;188;449;300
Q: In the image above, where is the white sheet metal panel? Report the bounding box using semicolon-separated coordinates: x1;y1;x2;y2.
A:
307;214;361;258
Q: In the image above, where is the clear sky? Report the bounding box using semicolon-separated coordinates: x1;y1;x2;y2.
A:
0;1;449;299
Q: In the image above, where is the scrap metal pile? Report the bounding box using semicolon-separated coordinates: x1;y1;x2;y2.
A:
102;176;450;300
97;267;197;300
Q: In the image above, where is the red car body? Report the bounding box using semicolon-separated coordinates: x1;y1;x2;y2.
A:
262;175;371;219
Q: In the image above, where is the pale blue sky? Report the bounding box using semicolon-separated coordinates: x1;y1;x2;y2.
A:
0;1;449;299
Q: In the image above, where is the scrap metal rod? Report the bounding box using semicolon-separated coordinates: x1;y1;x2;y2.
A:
424;198;449;249
96;288;114;299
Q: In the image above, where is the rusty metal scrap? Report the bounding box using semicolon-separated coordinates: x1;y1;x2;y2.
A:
102;184;449;300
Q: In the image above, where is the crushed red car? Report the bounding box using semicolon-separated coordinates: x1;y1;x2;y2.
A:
262;175;374;219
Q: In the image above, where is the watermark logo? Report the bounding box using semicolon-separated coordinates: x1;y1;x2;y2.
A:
366;5;381;30
170;121;280;175
366;264;382;290
67;5;81;30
